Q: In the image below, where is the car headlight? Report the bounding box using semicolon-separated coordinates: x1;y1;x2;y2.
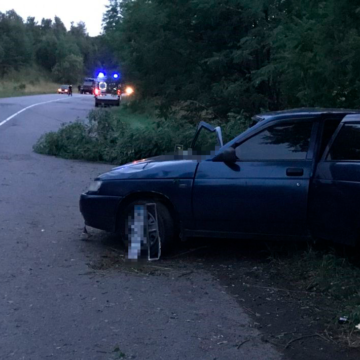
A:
88;181;102;192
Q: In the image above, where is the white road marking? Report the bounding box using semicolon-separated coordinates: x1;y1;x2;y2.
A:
0;98;68;127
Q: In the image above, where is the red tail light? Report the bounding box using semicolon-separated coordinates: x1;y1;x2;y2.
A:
94;88;100;96
117;89;121;96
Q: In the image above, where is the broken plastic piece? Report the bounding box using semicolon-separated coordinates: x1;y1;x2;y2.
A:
145;203;161;261
80;226;90;241
338;316;348;324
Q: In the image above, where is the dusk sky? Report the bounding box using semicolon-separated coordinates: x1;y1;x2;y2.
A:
0;0;109;36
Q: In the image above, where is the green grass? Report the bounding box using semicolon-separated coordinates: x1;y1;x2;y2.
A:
112;105;156;129
112;346;126;359
270;245;360;342
0;66;59;98
0;83;58;98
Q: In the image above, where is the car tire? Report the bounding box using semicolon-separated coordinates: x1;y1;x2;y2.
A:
95;102;99;107
120;200;175;254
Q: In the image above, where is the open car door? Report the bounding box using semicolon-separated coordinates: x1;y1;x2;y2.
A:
191;121;223;153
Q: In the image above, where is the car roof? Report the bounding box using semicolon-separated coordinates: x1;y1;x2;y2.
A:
254;108;360;122
220;107;360;152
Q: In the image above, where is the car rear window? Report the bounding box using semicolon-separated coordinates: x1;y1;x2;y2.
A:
327;124;360;161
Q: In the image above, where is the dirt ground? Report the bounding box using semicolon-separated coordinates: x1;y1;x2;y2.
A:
85;231;360;360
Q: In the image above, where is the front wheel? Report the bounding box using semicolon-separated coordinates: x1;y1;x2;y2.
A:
120;200;175;254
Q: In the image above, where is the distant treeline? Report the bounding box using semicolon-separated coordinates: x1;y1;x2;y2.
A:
102;0;360;118
0;10;116;84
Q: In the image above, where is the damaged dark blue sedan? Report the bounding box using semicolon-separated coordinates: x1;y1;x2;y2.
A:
80;108;360;250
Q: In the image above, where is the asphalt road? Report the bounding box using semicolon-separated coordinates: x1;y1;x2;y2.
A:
0;94;281;360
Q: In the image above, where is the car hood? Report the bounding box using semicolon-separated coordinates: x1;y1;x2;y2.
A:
98;155;199;180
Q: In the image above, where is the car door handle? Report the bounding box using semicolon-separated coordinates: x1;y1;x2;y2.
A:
286;168;304;177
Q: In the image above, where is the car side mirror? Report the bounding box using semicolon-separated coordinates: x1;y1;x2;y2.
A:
214;147;238;163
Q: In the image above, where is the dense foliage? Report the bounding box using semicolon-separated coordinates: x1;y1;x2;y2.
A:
33;107;248;164
102;0;360;119
4;1;360;116
0;10;112;83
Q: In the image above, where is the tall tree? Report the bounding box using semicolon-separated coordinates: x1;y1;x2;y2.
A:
0;10;32;73
36;35;58;70
102;0;121;33
0;10;107;83
52;54;84;83
53;16;67;39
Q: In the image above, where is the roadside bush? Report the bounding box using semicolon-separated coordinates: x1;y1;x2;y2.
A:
34;107;248;165
34;122;96;161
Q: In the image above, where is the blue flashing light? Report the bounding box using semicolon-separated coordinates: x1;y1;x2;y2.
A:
98;72;105;79
113;73;120;79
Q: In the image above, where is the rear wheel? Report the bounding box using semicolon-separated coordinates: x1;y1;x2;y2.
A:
95;101;99;107
120;200;174;254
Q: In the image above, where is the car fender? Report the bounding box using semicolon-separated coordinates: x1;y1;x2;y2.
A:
114;190;179;232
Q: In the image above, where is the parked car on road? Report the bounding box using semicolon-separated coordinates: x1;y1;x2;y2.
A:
80;78;96;94
80;109;360;251
57;85;69;94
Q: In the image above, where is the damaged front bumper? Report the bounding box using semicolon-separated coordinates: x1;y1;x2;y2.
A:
79;193;123;232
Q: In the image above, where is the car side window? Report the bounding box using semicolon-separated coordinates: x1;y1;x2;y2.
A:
327;124;360;161
235;121;314;161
